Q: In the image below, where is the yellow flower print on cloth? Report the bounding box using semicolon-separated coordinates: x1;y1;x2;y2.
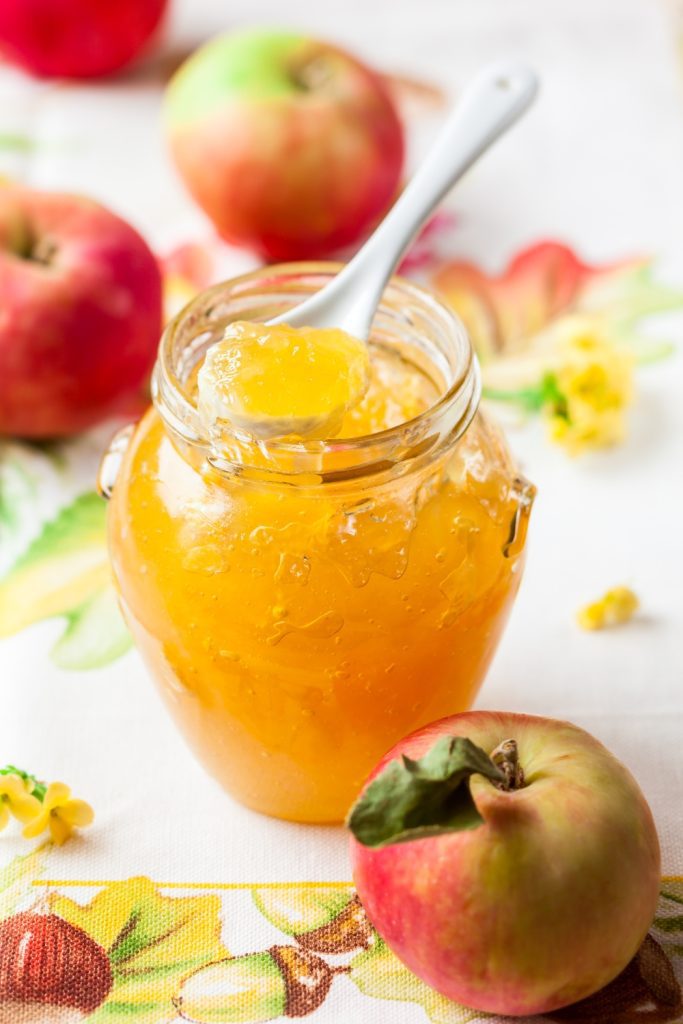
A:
22;781;94;846
482;315;635;455
540;321;634;454
0;775;41;831
433;240;681;457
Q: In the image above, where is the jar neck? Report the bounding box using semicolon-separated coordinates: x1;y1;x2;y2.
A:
152;263;481;486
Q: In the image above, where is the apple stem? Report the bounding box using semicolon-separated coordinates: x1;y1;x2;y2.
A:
490;739;525;790
291;56;333;92
29;236;58;266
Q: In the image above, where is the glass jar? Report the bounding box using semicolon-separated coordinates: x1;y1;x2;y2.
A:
103;264;535;823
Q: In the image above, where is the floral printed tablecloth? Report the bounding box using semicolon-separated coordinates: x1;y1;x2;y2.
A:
1;1;683;1022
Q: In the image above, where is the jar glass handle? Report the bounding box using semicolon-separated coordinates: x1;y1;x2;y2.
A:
503;475;536;559
97;423;135;500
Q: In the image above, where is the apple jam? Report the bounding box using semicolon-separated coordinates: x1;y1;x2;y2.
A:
105;265;535;822
197;320;371;440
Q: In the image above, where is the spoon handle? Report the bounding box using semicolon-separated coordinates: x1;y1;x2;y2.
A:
278;62;538;339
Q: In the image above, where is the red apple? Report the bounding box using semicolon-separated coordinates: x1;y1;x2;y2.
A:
163;28;404;261
0;0;167;79
0;184;162;437
349;711;661;1017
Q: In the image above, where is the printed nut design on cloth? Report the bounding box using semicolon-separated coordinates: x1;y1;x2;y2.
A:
0;846;680;1023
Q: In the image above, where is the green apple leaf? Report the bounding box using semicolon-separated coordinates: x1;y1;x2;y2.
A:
350;938;482;1023
347;736;503;848
51;587;132;671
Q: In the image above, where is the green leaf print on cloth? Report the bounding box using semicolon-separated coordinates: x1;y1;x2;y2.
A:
0;491;131;670
0;453;36;543
51;878;229;1023
0;845;47;920
0;864;679;1023
350;938;484;1023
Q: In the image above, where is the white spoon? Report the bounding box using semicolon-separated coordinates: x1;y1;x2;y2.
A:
268;61;539;340
197;62;539;443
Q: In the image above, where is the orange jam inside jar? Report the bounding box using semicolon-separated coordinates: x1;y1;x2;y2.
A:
104;265;535;823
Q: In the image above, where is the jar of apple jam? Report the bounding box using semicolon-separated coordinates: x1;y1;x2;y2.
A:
104;264;535;823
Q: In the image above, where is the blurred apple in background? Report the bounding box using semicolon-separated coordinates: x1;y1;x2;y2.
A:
0;186;162;438
0;0;167;79
164;28;405;260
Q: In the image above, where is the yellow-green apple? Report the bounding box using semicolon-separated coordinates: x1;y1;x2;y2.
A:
0;0;167;79
348;710;661;1017
0;185;162;437
163;28;404;260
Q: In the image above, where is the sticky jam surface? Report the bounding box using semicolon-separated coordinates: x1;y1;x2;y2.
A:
197;321;372;440
109;337;531;822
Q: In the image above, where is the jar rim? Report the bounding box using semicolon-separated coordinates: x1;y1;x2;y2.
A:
152;262;481;482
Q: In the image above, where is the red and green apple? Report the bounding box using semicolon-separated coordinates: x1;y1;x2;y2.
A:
164;28;405;261
349;710;661;1017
